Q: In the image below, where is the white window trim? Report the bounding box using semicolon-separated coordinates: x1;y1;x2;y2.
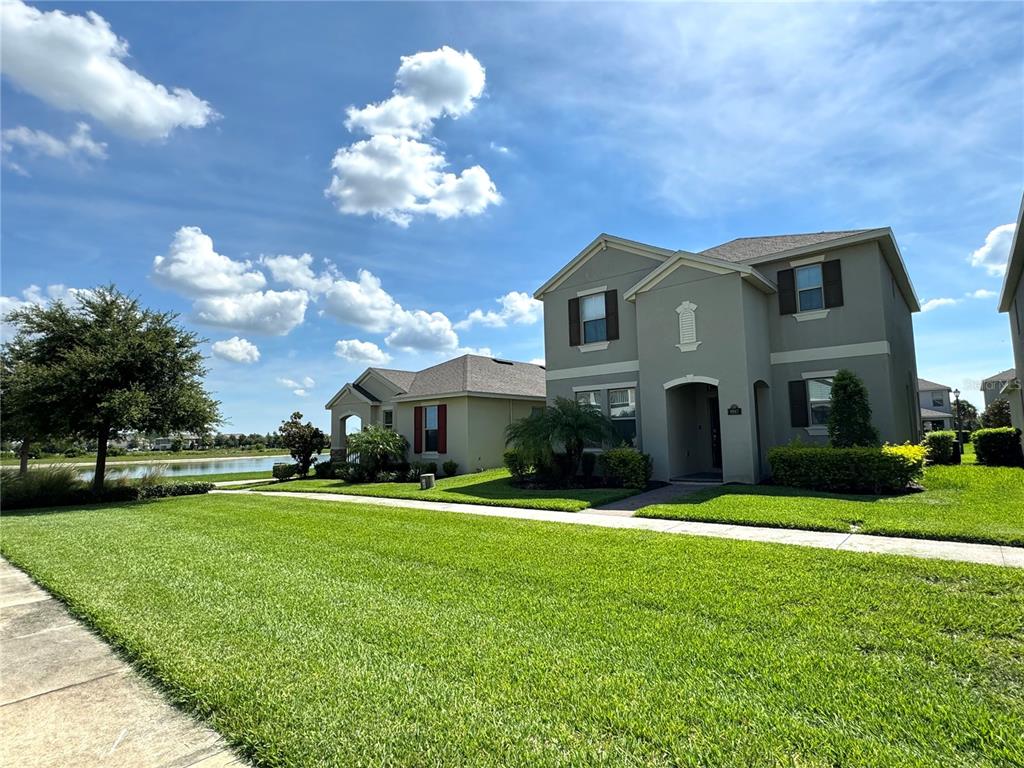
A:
571;381;638;392
793;308;830;322
546;360;640;380
804;426;829;436
801;369;838;380
577;341;610;353
576;285;608;297
790;254;825;267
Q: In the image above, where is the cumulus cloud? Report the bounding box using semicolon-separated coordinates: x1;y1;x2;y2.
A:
325;46;500;226
193;290;309;336
211;336;260;364
278;376;315;397
1;283;91;339
153;227;266;296
259;253;337;294
2;122;107;172
529;357;546;366
385;310;459;352
455;291;543;329
0;0;216;140
969;223;1015;277
920;297;960;312
334;339;392;365
966;288;998;299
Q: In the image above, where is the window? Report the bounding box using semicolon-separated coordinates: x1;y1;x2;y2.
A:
796;264;824;312
807;377;833;425
931;393;944;408
580;293;607;343
382;409;394;430
576;390;601;409
609;387;637;445
424;405;439;452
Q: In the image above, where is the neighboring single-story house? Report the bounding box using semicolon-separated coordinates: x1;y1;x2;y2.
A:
997;192;1024;446
536;229;921;484
325;355;546;472
918;378;953;432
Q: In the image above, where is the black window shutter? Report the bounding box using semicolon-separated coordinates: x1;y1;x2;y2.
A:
788;380;809;427
778;268;796;315
568;297;581;346
604;290;619;341
823;260;843;308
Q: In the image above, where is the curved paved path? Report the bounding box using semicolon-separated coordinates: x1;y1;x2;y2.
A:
217;489;1024;569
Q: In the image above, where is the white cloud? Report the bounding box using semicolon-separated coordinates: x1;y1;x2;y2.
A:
153;226;266;297
920;297;960;312
278;375;315;397
211;337;260;364
455;291;543;329
454;345;494;358
334;339;391;365
1;284;91;339
529;357;546;366
322;269;402;332
259;253;337;294
489;142;511;155
325;46;500;226
2;122;107;171
969;223;1015;277
0;0;217;140
966;288;998;299
194;290;308;336
386;310;459;352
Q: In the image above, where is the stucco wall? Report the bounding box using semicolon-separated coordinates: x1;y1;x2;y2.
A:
466;397;540;471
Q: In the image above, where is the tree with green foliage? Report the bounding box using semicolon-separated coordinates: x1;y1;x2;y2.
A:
505;397;617;478
3;286;220;491
0;344;62;474
345;425;408;476
278;412;328;476
953;399;980;433
981;398;1012;428
826;369;880;447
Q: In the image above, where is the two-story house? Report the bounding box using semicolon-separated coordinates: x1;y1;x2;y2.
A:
918;378;953;432
998;193;1024;445
981;368;1017;409
535;230;921;484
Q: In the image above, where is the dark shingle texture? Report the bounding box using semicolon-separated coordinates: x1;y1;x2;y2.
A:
917;378;951;392
402;355;546;399
700;230;875;263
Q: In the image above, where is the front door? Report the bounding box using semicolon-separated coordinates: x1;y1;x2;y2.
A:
709;396;722;469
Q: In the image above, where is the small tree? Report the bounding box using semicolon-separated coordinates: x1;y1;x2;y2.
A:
0;345;62;475
981;398;1012;428
278;412;328;476
953;399;980;432
505;397;616;478
345;425;408;476
827;369;880;447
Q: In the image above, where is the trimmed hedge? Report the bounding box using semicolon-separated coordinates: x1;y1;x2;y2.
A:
273;463;298;481
972;427;1024;467
598;447;653;490
503;450;530;482
1;479;213;511
923;430;959;465
314;461;336;479
768;444;926;494
137;482;214;500
442;460;459;478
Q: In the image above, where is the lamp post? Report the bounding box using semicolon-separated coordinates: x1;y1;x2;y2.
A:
952;388;961;450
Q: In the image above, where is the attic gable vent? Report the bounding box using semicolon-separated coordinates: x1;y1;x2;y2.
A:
676;301;701;353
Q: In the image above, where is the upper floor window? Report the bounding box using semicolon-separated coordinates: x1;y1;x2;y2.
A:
796;265;824;312
931;394;944;408
807;377;833;425
382;409;394;430
424;405;439;452
580;293;607;343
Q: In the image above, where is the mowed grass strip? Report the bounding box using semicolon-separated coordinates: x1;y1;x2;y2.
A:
270;467;637;511
2;493;1022;767
640;464;1024;547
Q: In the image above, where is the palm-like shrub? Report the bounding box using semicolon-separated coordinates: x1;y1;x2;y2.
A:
345;425;409;477
505;397;616;479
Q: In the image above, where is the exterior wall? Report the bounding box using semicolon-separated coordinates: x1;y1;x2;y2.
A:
394;396;470;470
983;377;1015;408
466;397;540;471
918;389;951;414
1008;285;1024;440
328;394;373;450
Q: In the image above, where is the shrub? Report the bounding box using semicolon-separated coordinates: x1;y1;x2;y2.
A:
424;461;438;476
581;452;597;482
972;427;1024;467
442;460;459;477
374;471;401;483
599;447;652;490
923;430;959;465
0;464;83;509
768;444;925;494
314;461;336;479
107;445;126;457
503;449;530;482
63;448;79;458
137;482;213;500
336;462;371;484
827;369;880;447
278;412;329;476
272;462;298;481
980;398;1013;428
346;426;408;476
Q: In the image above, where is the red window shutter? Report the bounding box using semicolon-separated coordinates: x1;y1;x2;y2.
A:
437;404;447;454
413;406;423;453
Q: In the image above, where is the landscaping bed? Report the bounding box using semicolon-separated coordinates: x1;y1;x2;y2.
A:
640;463;1024;546
1;493;1021;767
262;467;638;512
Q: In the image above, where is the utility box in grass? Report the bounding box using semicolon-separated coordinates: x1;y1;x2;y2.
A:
420;473;435;490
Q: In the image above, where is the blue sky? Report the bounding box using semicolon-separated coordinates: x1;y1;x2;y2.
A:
2;1;1021;432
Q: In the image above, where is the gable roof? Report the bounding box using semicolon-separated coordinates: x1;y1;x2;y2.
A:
394;355;546;401
982;368;1016;383
365;367;416;392
998;193;1024;313
920;407;952;420
917;377;950;392
699;230;875;263
533;233;674;299
624;250;776;301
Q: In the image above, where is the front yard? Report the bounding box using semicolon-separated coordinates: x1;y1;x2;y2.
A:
267;467;638;511
640;463;1024;546
2;493;1022;767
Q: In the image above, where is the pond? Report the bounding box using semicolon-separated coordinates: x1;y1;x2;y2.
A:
79;454;291;480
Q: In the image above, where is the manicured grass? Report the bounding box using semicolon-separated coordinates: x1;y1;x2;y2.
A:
2;494;1022;767
640;463;1024;546
267;467;639;511
163;469;273;483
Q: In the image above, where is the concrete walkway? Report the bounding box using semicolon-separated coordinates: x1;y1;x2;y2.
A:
0;559;243;768
218;489;1024;568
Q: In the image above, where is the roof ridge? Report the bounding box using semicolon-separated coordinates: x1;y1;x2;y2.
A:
706;229;874;247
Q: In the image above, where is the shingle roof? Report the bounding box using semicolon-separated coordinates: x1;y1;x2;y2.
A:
982;368;1016;383
917;378;951;392
367;368;417;391
400;355;546;400
920;407;952;419
700;230;875;263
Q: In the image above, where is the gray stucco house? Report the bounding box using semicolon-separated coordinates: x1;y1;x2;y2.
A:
918;378;953;432
535;229;921;484
981;368;1017;409
998;192;1024;443
325;355;545;472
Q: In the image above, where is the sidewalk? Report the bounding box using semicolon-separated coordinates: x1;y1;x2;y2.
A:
218;489;1024;569
0;559;243;768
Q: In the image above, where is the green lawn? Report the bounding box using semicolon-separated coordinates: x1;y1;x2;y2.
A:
164;469;274;484
267;467;638;511
640;463;1024;546
0;449;286;466
2;494;1021;767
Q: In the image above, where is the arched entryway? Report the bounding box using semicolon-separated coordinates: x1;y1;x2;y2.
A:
664;377;722;481
334;413;363;460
